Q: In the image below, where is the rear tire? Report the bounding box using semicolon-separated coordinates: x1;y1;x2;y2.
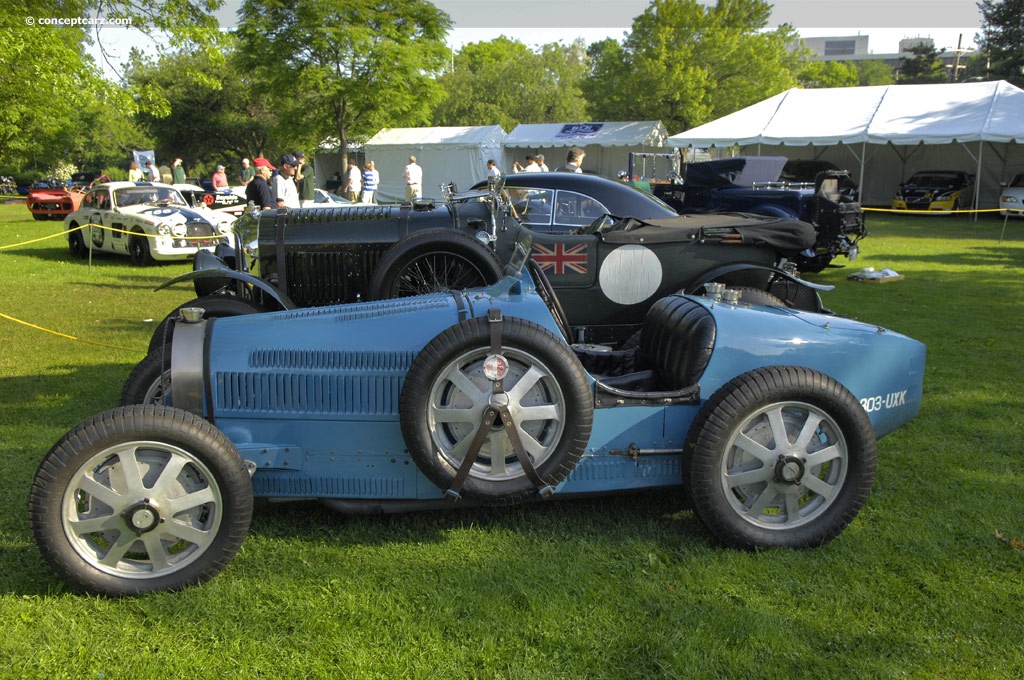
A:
68;225;87;259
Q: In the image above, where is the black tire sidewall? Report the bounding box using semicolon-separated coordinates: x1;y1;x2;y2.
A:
367;229;502;300
29;405;253;596
686;366;877;549
400;316;593;502
120;351;171;406
129;233;150;266
68;226;87;259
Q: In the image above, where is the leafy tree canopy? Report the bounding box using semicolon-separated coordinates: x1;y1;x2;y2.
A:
583;0;800;133
797;61;859;89
977;0;1024;87
235;0;452;165
433;37;591;129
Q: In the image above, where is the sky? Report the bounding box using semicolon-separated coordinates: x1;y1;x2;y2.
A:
86;0;986;79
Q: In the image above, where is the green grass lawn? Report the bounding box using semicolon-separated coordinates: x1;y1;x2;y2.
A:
1;202;1022;678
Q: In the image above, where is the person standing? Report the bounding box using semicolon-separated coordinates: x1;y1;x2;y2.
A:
246;158;276;209
128;161;144;182
294;151;316;207
238;158;254;187
556;147;585;173
171;158;186;184
212;164;229;190
361;161;379;204
536;154;550;172
402;155;423;201
512;155;540;173
144;160;160;182
344;160;362;202
273;154;300;208
486;159;501;181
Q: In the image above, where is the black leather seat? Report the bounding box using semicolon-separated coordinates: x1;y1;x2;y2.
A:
637;295;716;390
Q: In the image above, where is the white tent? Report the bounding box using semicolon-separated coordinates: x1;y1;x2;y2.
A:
668;81;1024;207
362;125;506;202
504;121;668;179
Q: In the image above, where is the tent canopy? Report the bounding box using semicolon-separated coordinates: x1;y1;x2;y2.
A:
667;81;1024;206
363;125;506;201
504;121;667;178
668;81;1024;148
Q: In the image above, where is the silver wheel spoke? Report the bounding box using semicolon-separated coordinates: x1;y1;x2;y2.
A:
784;493;803;523
142;534;171;571
164;486;216;516
486;431;509;475
76;475;125;510
68;513;122;536
804;444;843;468
160;520;210;546
432;407;479;425
766;407;791;449
725;465;773;488
98;531;138;568
149;455;189;499
517;403;560;423
116;447;147;496
793;412;825;452
733;432;776;465
801;474;837;499
747;486;779;517
505;366;544;403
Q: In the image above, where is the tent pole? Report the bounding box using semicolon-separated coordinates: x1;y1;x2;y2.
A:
974;141;983;223
860;142;867;202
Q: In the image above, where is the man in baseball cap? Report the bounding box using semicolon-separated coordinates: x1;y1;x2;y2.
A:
246;157;276;209
253;157;276;170
274;155;300;208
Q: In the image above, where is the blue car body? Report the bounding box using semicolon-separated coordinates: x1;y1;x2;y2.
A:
30;239;925;595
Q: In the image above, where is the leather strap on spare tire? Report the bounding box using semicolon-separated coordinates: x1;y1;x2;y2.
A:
444;309;551;501
399;314;593;504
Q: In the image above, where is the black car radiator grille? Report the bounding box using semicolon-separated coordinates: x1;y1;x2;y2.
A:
284;248;387;306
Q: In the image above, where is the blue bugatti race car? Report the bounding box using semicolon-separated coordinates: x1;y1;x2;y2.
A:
29;236;925;596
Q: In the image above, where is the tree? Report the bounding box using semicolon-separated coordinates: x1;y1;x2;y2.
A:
898;44;948;83
582;0;801;133
797;61;860;88
977;0;1024;87
235;0;452;167
124;44;278;174
433;38;590;129
854;60;896;86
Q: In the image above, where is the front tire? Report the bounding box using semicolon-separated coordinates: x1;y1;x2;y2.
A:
68;225;87;259
686;366;876;549
129;232;153;266
368;230;502;300
29;406;253;596
400;316;593;502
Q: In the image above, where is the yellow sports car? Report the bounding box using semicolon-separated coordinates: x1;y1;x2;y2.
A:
892;170;974;212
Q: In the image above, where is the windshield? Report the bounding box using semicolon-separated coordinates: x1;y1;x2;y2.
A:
907;173;964;187
114;186;187;208
579;214;640;235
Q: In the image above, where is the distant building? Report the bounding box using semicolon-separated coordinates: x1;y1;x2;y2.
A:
791;35;977;81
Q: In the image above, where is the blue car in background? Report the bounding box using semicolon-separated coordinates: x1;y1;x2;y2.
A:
29;236;925;596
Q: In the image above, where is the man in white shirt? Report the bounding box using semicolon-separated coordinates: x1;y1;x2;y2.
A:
535;154;550;172
273;154;300;208
344;160;362;202
403;155;423;201
486;159;501;180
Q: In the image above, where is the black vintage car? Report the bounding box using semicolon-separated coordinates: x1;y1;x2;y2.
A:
652;157;866;272
471;172;678;233
147;183;822;352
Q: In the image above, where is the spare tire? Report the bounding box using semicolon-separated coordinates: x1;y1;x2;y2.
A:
367;229;502;300
400;315;593;502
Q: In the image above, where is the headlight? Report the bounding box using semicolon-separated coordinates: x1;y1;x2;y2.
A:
1002;196;1017;204
171;223;187;237
157;224;170;236
935;191;954;200
217;220;233;235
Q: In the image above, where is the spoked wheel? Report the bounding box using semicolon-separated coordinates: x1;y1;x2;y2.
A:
526;258;573;342
368;230;502;300
686;366;876;549
400;316;593;502
29;406;253;596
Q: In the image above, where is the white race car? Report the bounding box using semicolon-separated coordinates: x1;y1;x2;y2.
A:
64;182;234;266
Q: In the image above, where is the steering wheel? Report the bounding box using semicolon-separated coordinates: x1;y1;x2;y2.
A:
527;258;573;343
